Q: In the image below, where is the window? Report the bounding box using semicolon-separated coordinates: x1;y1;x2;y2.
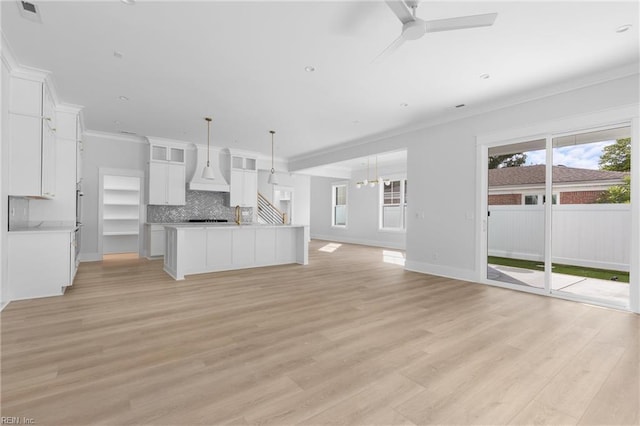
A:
381;179;407;230
332;184;347;227
524;195;538;205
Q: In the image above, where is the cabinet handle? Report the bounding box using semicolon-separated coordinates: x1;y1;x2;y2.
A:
44;117;51;121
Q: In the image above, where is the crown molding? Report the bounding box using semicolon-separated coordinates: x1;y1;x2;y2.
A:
1;31;19;71
56;103;83;114
83;129;148;145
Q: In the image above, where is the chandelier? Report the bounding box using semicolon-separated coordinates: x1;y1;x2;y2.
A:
356;156;390;188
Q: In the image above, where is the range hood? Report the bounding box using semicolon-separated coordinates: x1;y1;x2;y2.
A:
188;145;230;192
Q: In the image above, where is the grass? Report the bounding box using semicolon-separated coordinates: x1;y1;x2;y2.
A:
488;256;629;283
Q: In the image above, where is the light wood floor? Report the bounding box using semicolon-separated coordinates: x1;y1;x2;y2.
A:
1;240;638;425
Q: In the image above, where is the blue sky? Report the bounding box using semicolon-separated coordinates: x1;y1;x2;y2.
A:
524;140;614;170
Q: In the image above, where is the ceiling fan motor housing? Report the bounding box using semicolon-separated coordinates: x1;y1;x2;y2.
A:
402;20;426;40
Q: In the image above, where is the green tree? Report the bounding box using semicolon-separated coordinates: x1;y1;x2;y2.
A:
599;138;631;172
597;175;630;204
488;153;527;169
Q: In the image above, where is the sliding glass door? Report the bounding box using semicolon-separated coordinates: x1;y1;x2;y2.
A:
551;126;631;306
486;139;547;290
484;125;632;309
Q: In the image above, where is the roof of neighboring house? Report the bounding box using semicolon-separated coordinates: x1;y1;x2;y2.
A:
489;165;628;187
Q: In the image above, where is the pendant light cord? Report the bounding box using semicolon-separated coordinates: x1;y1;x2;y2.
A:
270;130;276;174
205;117;212;167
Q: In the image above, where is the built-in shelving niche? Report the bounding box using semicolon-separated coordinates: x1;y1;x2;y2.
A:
103;175;141;254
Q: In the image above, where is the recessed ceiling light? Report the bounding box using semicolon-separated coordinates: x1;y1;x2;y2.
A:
616;24;632;33
121;0;136;5
455;104;466;108
400;103;409;107
118;95;129;101
480;73;490;79
113;50;124;59
304;66;315;72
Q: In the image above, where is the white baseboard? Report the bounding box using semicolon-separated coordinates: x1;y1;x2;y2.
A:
404;259;478;283
310;234;405;250
79;252;102;262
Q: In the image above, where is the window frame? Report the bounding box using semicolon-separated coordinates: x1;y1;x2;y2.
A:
379;177;407;231
331;183;348;228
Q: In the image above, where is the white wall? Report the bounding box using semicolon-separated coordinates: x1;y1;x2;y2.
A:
1;54;9;309
81;132;147;261
296;74;639;282
405;75;639;281
310;176;406;250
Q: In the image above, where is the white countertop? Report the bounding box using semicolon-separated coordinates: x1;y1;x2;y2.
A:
163;223;306;229
9;225;78;234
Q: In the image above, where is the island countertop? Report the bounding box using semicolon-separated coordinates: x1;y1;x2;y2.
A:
162;223;306;229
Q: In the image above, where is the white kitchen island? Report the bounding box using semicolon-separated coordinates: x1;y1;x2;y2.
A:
163;224;309;280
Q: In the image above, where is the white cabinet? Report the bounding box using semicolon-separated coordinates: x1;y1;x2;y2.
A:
206;228;233;268
145;224;166;257
163;225;309;280
229;154;257;207
8;229;76;300
8;77;57;198
148;141;186;205
76;116;83;184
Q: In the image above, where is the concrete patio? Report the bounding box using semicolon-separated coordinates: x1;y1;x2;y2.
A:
488;264;629;307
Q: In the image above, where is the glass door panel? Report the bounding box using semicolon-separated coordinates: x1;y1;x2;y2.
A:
551;127;631;307
487;139;547;289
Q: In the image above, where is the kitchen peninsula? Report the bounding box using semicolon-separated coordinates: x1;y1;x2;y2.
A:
163;223;309;280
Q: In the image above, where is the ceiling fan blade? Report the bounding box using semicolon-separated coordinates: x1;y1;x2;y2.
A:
425;12;497;33
385;0;414;24
372;34;406;64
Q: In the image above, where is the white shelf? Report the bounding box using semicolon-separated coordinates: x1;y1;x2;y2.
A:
104;202;140;206
103;187;140;192
102;174;142;254
104;216;140;220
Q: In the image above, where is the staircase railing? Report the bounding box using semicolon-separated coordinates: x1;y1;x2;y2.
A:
257;192;287;224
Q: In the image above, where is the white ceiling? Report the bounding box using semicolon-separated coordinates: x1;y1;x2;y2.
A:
2;1;638;164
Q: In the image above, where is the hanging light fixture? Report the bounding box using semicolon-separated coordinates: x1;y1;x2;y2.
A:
268;130;279;185
356;156;389;188
201;117;215;179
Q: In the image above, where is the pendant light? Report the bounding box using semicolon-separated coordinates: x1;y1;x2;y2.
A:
201;117;215;179
268;130;279;185
356;156;390;188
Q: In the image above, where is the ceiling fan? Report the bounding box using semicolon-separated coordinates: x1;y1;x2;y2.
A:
374;0;498;62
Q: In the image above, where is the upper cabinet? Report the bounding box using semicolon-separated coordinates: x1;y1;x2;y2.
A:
8;76;57;198
228;151;258;207
147;139;186;205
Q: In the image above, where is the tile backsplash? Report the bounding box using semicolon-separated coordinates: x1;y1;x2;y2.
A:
147;190;252;223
